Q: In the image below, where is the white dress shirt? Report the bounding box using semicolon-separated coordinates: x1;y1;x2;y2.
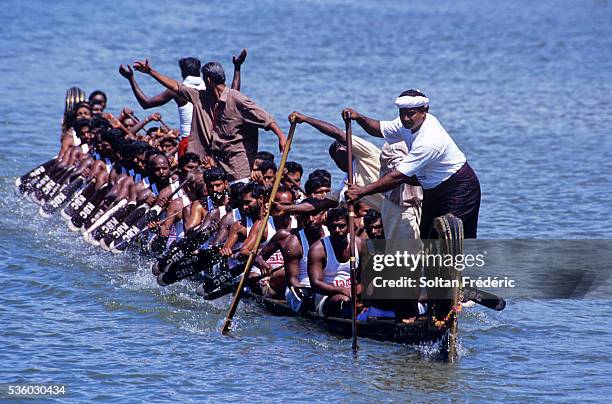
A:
380;113;466;189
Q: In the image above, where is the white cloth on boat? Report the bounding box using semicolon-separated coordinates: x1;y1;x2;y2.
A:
380;113;466;190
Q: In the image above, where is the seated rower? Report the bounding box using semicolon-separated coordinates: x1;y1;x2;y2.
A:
255;208;328;312
282;161;304;201
246;184;295;298
183;167;231;236
308;207;365;318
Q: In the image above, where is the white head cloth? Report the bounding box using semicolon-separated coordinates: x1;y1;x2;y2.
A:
394;95;429;109
183;75;206;90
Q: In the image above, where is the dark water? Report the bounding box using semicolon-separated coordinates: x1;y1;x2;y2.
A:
1;0;611;402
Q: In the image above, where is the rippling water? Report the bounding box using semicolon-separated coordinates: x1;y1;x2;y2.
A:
1;0;611;402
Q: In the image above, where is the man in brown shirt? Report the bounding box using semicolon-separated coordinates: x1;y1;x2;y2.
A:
133;59;286;181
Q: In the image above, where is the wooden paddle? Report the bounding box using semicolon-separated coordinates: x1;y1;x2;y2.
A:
344;112;359;353
111;174;192;250
221;120;297;334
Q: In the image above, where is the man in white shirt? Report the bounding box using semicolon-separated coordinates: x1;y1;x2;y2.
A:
343;90;481;238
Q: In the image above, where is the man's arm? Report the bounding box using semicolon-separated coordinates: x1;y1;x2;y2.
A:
271;197;337;216
290;111;347;144
230;49;247;91
266;121;287;152
129;112;162;134
345;170;418;203
133;59;180;94
342;108;383;138
119;64;176;109
183;201;207;234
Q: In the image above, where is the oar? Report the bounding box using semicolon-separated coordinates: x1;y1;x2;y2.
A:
462;286;506;311
344;112;359;353
221;120;297;334
283;172;306;195
111;175;192;250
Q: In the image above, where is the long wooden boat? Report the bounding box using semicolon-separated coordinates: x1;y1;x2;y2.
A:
243;289;451;348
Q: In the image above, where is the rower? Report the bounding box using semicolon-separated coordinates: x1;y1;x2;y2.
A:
255;159;277;189
247;185;295;298
363;209;385;240
255;208;328;312
307;207;365;318
183;167;231;236
283;161;304;201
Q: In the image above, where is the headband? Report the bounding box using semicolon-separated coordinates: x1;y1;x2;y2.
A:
394;95;429;109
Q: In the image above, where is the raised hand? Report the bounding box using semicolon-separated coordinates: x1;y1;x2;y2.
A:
342;108;360;121
122;107;135;117
119;64;134;80
133;59;152;74
288;111;306;124
149;112;162;121
232;48;248;68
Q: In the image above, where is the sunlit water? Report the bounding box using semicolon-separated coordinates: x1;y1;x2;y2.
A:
1;0;611;401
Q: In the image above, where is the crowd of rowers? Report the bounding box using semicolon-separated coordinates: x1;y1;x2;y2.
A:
17;49;481;323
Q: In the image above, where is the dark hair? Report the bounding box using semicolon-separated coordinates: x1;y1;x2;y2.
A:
305;175;331;195
241;181;267;199
326;207;349;224
72;118;90;131
100;129;123;147
256;151;275;162
178;152;200;168
309;169;331;182
145;148;163;163
229;182;246;208
201;62;226;85
122;141;152;157
285;161;303;175
258;159;277;174
88;90;107;104
146;152;168;171
328;141;346;158
146;126;160;136
275;183;296;202
204;167;228;183
363;208;381;228
74;101;92;113
398;89;429;112
179;57;201;78
90;115;111;132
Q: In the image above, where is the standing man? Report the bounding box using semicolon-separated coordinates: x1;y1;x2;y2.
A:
343;89;481;238
119;50;247;158
132;58;286;182
289;111;383;211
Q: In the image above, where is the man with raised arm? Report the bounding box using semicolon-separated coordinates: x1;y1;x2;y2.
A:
119;51;247;158
289;111;383;211
343;89;481;238
132;58;286;182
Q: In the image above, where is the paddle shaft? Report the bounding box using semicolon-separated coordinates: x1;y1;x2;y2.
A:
112;177;190;249
345;114;358;353
284;173;306;195
221;121;297;334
